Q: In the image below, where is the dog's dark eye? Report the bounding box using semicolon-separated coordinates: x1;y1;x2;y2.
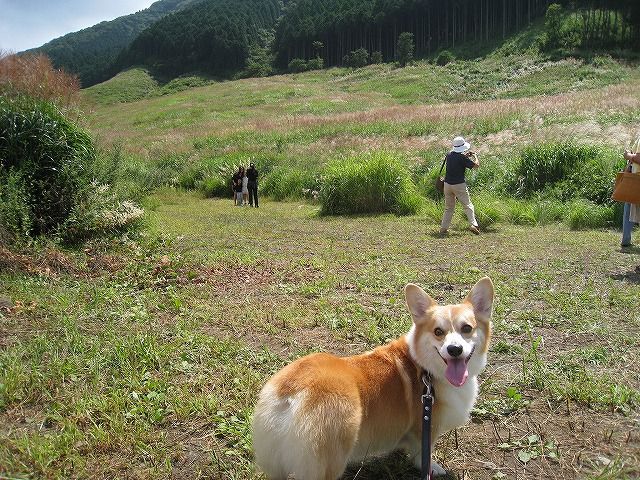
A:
461;324;473;334
434;328;444;337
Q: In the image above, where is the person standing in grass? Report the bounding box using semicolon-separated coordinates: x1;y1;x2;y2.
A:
621;141;640;247
242;168;249;206
247;162;259;208
440;136;481;235
232;166;244;206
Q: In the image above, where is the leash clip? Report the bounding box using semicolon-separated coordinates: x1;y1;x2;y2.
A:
421;372;433;404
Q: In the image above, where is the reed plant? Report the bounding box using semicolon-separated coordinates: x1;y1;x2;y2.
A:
320;152;422;215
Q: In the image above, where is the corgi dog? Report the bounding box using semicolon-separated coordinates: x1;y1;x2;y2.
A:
252;277;494;480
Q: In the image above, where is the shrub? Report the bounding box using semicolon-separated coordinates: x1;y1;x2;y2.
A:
199;176;229;198
245;45;274;77
307;57;324;71
544;3;564;49
262;166;319;201
436;50;455;66
397;32;415;67
0;172;32;243
288;58;308;73
0;96;143;243
0;96;96;236
370;51;383;64
514;142;623;205
565;199;614;229
62;182;144;242
344;48;369;68
320;152;423;216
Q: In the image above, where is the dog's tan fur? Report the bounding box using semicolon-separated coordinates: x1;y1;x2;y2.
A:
252;277;494;480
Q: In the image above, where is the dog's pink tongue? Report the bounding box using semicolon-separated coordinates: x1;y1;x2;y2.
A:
445;358;468;386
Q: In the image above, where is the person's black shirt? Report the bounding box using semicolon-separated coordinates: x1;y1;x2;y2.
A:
444;152;476;185
232;173;243;192
247;166;258;182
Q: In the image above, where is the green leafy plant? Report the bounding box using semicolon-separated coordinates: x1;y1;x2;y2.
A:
320;152;423;216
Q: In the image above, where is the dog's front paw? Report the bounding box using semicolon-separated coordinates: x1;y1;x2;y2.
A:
432;461;447;477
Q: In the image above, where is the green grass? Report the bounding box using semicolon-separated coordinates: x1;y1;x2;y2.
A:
1;192;639;479
5;24;640;479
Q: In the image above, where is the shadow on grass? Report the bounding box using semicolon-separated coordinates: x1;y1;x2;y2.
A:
610;268;640;285
340;451;457;480
618;245;640;255
425;226;500;239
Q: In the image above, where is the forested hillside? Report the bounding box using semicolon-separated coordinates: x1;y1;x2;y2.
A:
25;0;640;87
23;0;203;87
116;0;282;77
111;0;640;80
274;0;640;67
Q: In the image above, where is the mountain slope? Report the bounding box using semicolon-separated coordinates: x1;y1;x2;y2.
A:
116;0;282;77
24;0;204;87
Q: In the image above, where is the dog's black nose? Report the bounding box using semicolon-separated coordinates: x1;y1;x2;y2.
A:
447;344;463;357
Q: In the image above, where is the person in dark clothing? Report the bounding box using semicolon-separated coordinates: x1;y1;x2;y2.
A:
246;163;259;208
440;136;480;235
232;167;244;206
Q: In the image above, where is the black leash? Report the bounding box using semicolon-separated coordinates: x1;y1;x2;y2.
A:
421;371;435;480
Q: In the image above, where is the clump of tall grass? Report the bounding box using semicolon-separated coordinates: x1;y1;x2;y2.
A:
262;166;320;201
199;176;230;198
0;51;79;107
514;142;622;202
564;199;615;229
0;96;143;243
320;152;423;215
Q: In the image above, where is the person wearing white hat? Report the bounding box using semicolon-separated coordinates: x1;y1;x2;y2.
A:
440;136;480;235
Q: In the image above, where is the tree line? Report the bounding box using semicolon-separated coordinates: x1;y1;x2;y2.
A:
24;0;640;86
24;0;203;87
116;0;282;77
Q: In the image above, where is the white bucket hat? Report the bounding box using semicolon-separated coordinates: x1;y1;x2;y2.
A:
452;136;471;153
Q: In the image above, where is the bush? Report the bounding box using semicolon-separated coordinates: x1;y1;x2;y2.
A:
0;97;96;236
0;172;32;242
565;199;614;230
344;48;369;68
370;51;383;64
514;142;622;203
436;50;455;66
0;96;143;243
307;57;324;71
288;58;308;73
199;176;229;198
61;182;144;242
245;45;274;77
320;152;423;216
397;32;415;67
262;166;319;201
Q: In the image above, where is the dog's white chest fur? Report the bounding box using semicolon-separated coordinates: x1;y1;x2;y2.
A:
432;377;478;438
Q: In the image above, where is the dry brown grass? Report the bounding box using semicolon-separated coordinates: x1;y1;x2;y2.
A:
0;50;79;106
251;83;640;133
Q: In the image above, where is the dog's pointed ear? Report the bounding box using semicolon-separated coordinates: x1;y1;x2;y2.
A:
404;283;435;324
465;277;494;320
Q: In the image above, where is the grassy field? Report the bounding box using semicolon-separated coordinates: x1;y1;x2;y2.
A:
83;54;640;166
1;192;639;479
2;41;640;479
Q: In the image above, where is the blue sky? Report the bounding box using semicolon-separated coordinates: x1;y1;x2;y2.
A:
0;0;156;53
